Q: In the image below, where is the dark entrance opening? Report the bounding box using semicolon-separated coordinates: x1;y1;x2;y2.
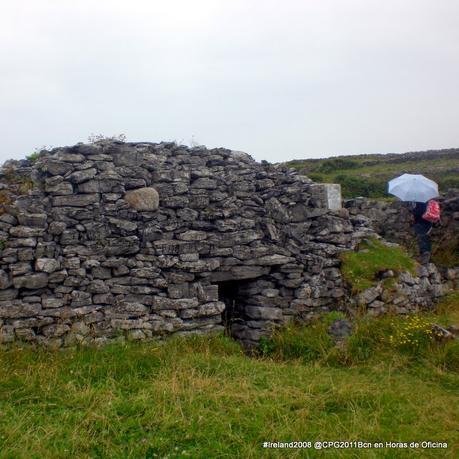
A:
217;279;253;338
214;274;278;347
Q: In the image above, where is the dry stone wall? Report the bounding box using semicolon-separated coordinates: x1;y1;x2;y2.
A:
345;191;459;285
0;141;450;348
350;263;447;316
344;191;459;250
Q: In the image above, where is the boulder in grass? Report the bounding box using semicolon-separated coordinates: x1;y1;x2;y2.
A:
328;319;353;345
431;324;455;341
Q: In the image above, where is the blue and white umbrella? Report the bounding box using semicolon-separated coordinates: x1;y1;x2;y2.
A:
387;174;439;202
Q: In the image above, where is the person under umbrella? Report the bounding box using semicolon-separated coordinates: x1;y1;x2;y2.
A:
388;174;440;264
408;201;433;264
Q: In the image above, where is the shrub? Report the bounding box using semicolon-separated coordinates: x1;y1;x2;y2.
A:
307;173;325;182
334;174;386;198
88;133;126;143
26;152;40;163
29;145;54;159
0;190;13;213
336;314;454;365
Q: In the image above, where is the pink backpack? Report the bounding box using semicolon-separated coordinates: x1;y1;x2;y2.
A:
422;200;440;223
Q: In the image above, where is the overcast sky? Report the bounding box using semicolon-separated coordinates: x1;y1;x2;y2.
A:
1;0;458;163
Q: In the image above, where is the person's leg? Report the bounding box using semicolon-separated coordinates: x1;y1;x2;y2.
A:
419;233;431;254
413;223;432;262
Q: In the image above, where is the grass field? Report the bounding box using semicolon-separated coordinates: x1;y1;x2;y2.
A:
0;294;458;458
283;148;459;198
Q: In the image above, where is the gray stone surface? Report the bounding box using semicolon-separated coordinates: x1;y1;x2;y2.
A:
0;140;452;349
328;319;352;343
124;187;159;211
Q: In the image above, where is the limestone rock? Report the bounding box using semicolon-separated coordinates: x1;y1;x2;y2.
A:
17;213;47;228
245;306;282;321
328;319;353;343
124;187;159;211
0;289;19;301
0;270;12;289
13;273;48;289
53;194;100;207
68;168;97;184
35;258;60;273
43;297;64;308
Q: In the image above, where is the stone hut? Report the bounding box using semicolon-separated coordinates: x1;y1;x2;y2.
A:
0;141;439;349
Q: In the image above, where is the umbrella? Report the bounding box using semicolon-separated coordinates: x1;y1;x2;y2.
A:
387;174;439;202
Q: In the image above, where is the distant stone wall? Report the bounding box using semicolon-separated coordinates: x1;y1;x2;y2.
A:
0;141;452;349
344;191;459;261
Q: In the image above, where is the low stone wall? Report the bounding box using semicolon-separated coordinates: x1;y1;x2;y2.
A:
349;263;448;316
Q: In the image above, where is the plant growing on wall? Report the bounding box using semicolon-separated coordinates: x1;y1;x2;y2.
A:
88;133;127;143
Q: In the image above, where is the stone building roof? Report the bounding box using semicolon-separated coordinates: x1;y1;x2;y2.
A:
0;141;445;348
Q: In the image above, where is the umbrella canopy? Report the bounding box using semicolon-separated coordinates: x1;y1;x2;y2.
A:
387;174;439;202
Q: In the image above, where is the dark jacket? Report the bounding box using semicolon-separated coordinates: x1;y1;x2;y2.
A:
411;202;427;224
408;201;432;234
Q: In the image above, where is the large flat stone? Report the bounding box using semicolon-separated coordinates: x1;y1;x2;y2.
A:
210;266;270;282
13;273;49;289
52;194;100;207
245;306;283;321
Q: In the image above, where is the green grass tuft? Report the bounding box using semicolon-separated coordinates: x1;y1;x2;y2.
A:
259;320;334;362
26;152;40;162
339;238;416;292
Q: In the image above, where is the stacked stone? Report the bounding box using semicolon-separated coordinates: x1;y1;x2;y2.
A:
351;263;445;316
0;141;447;349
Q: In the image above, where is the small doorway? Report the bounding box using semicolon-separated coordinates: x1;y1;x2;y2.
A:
217;280;246;337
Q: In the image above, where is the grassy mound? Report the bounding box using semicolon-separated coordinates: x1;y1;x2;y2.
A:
339;238;416;292
0;294;458;458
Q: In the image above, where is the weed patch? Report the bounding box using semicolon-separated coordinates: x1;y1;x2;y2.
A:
0;303;458;457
